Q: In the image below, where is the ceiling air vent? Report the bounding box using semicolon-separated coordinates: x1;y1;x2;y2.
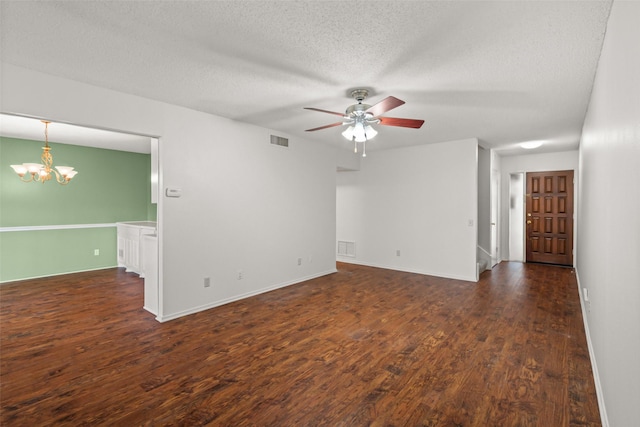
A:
270;135;289;148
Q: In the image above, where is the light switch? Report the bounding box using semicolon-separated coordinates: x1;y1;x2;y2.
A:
165;187;182;198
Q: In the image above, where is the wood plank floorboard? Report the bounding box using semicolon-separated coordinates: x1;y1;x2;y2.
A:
0;262;600;426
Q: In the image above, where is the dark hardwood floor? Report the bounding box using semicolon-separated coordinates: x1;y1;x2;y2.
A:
1;262;600;426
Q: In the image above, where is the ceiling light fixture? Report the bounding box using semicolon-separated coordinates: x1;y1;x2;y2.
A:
340;99;380;157
10;120;78;184
521;140;544;150
305;89;424;158
341;115;379;157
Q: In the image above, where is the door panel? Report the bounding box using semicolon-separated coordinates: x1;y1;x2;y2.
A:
526;170;574;266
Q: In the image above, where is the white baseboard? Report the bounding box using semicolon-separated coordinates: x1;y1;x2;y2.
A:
0;265;118;284
575;269;609;427
156;268;338;322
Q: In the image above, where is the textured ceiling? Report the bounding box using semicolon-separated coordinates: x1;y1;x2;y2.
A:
0;1;612;155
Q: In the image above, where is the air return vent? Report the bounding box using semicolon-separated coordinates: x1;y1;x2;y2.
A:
337;241;356;257
270;135;289;148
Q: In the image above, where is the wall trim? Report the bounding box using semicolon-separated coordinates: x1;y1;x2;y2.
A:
0;265;118;284
0;223;117;233
156;268;338;323
575;268;609;427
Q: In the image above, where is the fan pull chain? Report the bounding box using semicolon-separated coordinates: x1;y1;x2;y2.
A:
362;140;367;157
353;137;358;153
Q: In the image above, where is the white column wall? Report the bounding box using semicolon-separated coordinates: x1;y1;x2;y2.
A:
477;146;491;256
337;138;478;282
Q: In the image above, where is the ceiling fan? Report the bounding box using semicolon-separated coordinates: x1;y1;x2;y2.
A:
304;89;424;156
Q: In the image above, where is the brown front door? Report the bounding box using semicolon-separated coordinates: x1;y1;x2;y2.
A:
526;170;574;266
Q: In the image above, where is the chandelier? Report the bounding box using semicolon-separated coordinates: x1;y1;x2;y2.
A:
10;120;78;185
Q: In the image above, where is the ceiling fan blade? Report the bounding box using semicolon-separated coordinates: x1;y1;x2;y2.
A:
305;122;344;132
365;96;405;117
304;107;345;117
378;117;425;129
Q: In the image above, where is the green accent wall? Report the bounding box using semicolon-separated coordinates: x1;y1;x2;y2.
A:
0;228;118;281
0;136;156;282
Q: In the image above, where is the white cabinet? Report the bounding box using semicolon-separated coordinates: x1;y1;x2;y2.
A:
116;221;156;277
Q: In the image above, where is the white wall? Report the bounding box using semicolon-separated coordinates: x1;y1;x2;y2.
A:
508;173;525;261
336;146;361;171
577;1;640;425
477;146;491;254
499;150;579;261
490;151;501;264
1;63;338;321
337;138;478;282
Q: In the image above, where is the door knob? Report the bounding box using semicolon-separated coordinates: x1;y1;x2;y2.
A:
527;220;532;224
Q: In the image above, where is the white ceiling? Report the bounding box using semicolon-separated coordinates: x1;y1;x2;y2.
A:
0;1;612;156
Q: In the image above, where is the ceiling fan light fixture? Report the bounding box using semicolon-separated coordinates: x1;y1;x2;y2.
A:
305;89;424;158
342;125;355;140
342;120;378;143
353;121;367;142
365;124;377;139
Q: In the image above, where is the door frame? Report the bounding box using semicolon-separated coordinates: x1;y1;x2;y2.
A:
525;169;575;266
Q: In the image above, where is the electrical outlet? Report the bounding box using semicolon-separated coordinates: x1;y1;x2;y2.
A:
94;249;100;256
583;288;591;313
204;277;210;288
237;270;243;280
396;250;401;256
297;257;302;266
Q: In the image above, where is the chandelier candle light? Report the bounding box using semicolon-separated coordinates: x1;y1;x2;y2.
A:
10;120;78;185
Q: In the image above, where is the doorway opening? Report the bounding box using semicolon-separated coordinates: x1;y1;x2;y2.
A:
0;113;161;315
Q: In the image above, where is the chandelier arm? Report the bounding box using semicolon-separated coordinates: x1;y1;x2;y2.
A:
51;169;70;185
